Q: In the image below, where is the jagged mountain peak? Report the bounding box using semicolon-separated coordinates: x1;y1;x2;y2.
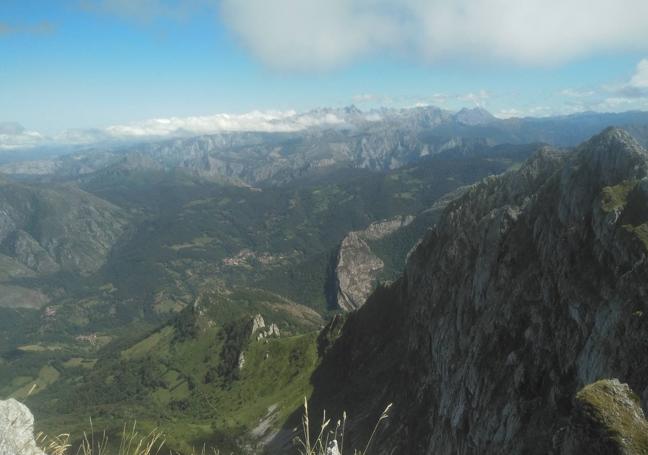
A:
556;128;648;224
575;127;648;183
585;126;642;148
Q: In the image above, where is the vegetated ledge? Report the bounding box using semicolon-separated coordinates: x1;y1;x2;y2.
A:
556;379;648;455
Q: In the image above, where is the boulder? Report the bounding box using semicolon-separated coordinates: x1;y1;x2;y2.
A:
0;399;45;455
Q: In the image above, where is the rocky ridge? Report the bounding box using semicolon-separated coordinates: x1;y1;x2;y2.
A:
311;128;648;454
5;107;648;187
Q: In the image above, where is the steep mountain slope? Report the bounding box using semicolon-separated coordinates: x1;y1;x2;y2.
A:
0;181;127;275
309;128;648;454
0;180;128;308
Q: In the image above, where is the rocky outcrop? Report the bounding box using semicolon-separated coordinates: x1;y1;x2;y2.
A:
249;314;266;336
0;399;44;455
231;315;283;370
249;314;281;342
335;232;384;312
556;379;648;455
334;216;413;311
312;128;648;454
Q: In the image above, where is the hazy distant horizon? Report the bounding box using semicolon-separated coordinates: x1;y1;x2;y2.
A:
3;103;648;152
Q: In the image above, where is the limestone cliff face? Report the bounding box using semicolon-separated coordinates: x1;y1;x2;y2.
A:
313;128;648;454
335;216;413;311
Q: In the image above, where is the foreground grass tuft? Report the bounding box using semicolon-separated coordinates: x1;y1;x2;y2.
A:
37;421;219;455
36;400;390;455
294;398;392;455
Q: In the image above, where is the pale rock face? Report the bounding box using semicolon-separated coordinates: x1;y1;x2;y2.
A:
267;323;280;337
250;314;266;336
255;322;281;341
335;216;414;311
0;399;45;455
335;232;384;312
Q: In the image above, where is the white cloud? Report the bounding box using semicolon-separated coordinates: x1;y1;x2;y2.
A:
220;0;404;70
630;59;648;88
0;123;45;150
99;109;372;138
104;111;300;137
601;58;648;101
220;0;648;70
551;58;648;114
0;109;372;150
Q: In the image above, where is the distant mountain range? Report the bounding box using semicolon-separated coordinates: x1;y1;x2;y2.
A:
3;105;648;159
3;107;648;188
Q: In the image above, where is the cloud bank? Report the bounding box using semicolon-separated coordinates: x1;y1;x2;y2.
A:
0;123;45;150
102;110;350;137
221;0;648;70
79;1;648;70
0;109;360;150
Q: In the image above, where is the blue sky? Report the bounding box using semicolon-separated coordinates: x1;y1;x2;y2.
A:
2;0;648;138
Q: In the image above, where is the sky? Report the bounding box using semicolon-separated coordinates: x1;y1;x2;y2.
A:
2;0;648;146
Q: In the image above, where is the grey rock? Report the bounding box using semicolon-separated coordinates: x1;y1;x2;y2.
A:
335;231;384;312
0;399;45;455
249;314;266;337
267;323;280;337
335;216;413;311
